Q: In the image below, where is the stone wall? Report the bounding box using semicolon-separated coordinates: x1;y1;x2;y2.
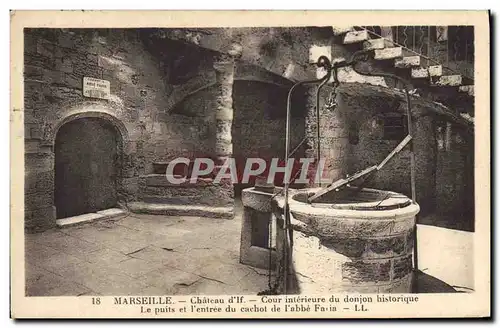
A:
306;83;447;216
24;28;220;231
313;85;471;218
341;93;413;197
273;188;419;294
232;80;305;190
340;94;439;214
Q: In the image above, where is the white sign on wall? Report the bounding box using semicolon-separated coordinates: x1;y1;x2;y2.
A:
83;77;110;100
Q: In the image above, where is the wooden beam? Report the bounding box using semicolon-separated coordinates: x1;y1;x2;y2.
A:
308;134;412;203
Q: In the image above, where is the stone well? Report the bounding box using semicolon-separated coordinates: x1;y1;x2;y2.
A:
272;187;420;294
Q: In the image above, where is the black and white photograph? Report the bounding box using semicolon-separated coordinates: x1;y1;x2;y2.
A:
10;10;490;319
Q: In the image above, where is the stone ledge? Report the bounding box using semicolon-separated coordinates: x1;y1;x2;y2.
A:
127;202;233;219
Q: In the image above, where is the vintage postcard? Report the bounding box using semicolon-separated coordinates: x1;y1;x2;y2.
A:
10;10;490;319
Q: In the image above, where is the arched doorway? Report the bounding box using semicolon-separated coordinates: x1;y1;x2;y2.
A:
55;117;121;219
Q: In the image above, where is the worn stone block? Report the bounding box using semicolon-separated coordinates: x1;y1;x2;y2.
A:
25;206;56;232
73;62;103;79
25;191;53;211
56;213;105;227
36;39;55;58
29;127;43;140
128;202;233;219
50;85;82;101
432;75;462;87
321;237;367;258
428;65;443;77
25;53;55;70
366;237;393;257
459;85;474;96
241;188;274;212
394;56;421;68
411;67;428;79
55;56;74;73
282;63;295;79
343;30;369;44
308;45;331;64
56;32;75;49
405;229;414;254
86;53;99;66
342;259;391;283
384;274;412;293
64;73;83;89
24;65;45;81
337;66;387;87
23;110;37;124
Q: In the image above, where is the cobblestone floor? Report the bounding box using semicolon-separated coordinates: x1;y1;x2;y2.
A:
25;207;271;296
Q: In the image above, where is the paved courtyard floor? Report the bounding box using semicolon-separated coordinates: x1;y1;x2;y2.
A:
25;205;474;296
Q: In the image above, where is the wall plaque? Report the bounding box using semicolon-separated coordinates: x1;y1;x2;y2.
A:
83;77;110;100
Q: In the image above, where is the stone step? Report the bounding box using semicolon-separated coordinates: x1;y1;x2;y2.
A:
394;56;421;68
363;38;385;50
343;30;369;44
374;47;403;60
459;85;474;96
332;26;354;36
308;45;332;64
56;208;127;227
411;65;443;79
431;75;463;87
140;194;208;205
127;201;233;219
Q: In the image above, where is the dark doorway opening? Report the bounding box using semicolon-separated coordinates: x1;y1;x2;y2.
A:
55;117;120;219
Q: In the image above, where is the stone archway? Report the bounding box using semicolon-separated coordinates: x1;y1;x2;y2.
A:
53;115;125;219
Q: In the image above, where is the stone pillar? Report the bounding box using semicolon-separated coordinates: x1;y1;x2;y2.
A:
213;54;236;206
213;54;235;162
